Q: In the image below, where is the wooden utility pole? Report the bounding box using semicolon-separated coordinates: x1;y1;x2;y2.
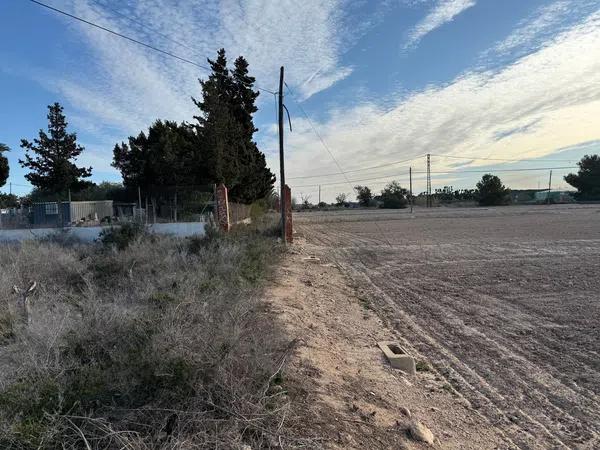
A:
547;170;553;205
318;185;321;205
278;66;286;244
409;167;413;213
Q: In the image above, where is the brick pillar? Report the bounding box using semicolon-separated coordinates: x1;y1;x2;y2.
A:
215;184;230;232
283;184;293;243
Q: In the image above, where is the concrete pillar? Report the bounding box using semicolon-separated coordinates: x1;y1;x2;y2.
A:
215;184;230;232
283;184;293;243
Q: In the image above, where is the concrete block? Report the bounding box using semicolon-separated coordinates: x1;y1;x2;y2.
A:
378;341;416;375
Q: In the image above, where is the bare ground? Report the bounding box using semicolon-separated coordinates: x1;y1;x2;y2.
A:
271;205;600;449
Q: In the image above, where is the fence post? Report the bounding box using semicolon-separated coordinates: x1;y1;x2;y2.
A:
283;184;293;243
215;184;230;232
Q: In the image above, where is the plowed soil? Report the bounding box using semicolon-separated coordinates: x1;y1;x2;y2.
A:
292;204;600;449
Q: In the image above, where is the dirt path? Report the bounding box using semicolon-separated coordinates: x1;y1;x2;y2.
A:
267;237;511;449
269;205;600;449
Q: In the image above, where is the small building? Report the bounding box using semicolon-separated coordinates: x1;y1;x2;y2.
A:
32;201;114;227
533;191;574;204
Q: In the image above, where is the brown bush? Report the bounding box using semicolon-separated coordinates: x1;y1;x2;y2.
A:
0;219;300;449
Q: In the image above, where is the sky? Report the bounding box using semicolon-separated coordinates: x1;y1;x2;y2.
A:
1;0;599;202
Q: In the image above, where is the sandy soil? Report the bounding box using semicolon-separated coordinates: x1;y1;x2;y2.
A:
270;205;600;449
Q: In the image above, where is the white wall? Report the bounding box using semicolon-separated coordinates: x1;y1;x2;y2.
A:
0;222;207;243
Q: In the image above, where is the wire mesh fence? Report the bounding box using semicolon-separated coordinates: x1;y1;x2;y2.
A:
0;185;216;230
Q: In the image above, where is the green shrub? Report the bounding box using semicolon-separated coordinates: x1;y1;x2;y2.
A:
98;221;145;250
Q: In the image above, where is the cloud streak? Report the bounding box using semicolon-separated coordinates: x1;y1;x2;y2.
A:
266;10;600;199
31;0;386;142
481;0;599;65
404;0;476;49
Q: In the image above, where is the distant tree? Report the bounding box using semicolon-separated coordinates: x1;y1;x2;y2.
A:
20;103;92;194
0;143;9;188
380;181;408;209
476;174;510;206
300;193;312;209
355;185;372;207
192;49;275;203
113;120;197;189
335;193;348;206
317;201;327;208
564;155;600;201
0;192;18;208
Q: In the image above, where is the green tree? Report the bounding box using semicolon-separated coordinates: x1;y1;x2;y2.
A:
381;181;408;209
355;185;372;207
193;49;275;203
113;120;197;189
335;193;348;206
0;193;18;208
0;143;9;188
19;103;92;194
476;174;510;206
564;155;600;201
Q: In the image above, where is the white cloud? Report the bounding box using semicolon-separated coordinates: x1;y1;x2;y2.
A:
481;0;599;64
30;0;380;141
493;0;571;56
265;10;600;200
404;0;476;49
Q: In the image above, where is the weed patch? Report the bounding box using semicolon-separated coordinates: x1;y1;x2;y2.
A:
0;220;295;448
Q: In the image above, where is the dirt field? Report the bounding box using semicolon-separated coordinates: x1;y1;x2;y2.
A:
292;205;600;449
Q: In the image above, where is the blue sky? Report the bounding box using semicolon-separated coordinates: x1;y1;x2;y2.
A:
1;0;599;201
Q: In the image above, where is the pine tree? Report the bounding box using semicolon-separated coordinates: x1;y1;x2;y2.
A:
564;155;600;201
19;103;92;194
0;143;9;188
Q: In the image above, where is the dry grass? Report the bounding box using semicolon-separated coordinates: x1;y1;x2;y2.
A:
0;217;301;449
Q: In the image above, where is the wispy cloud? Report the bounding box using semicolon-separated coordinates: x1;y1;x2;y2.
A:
404;0;476;49
265;10;600;198
481;0;599;64
30;0;388;141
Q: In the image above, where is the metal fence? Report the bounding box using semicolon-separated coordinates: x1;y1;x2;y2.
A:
0;185;216;230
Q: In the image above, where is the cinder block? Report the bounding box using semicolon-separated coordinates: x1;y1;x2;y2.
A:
377;341;416;375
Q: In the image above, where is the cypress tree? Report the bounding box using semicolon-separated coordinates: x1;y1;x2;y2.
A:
193;49;275;203
0;143;9;188
19;103;92;194
229;56;276;203
113;120;197;188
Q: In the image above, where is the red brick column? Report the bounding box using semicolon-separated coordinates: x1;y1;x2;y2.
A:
283;184;293;243
215;184;230;232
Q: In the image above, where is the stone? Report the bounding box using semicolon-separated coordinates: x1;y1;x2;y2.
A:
399;406;412;418
409;420;435;445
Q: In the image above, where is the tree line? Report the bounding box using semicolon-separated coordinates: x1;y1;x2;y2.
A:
295;162;599;210
0;49;275;207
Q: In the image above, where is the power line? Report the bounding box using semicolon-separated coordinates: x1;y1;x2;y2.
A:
284;83;394;247
430;153;575;163
88;0;205;58
290;165;577;188
27;0;277;95
287;155;425;180
291;173;411;188
421;166;577;174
